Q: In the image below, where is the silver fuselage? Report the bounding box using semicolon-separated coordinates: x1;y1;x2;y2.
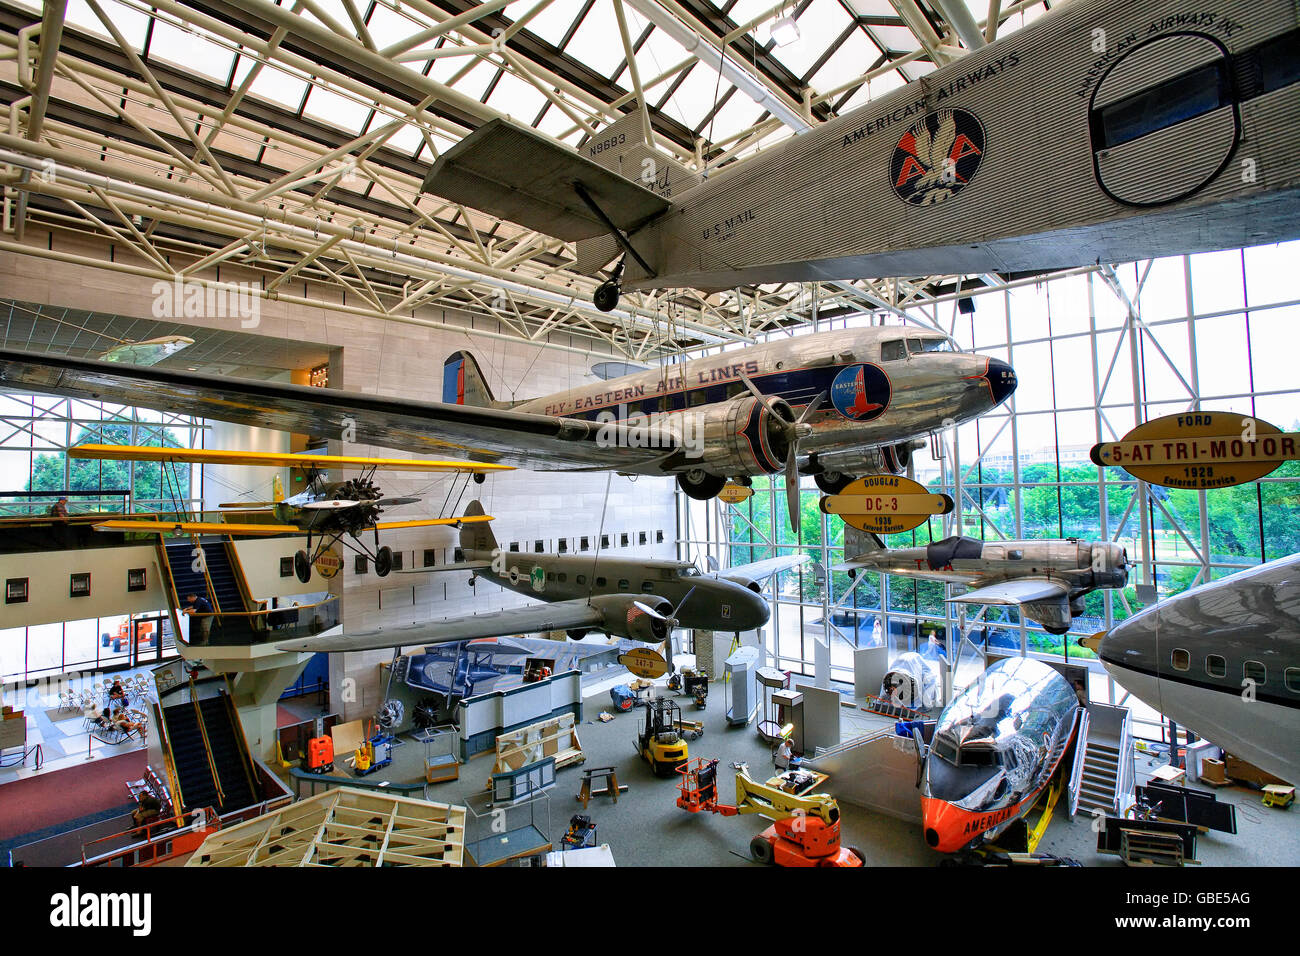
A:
1100;554;1300;784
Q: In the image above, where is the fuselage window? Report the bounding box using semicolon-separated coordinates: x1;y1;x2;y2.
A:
1171;648;1190;671
689;390;708;407
1205;654;1227;679
641;582;654;592
1244;660;1266;686
618;579;630;590
726;382;747;399
595;576;606;587
1286;667;1300;694
1094;62;1226;149
1007;550;1023;560
576;574;587;585
556;573;567;583
880;340;906;361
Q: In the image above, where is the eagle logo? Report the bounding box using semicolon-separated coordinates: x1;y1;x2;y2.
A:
890;108;985;206
830;364;890;422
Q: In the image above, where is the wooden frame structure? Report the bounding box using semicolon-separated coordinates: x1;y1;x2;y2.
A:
185;787;465;867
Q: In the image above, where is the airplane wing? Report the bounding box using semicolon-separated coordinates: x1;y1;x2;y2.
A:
373;517;493;531
275;599;609;653
420;118;672;242
0;349;678;471
91;519;299;535
67;444;512;474
947;579;1070;606
722;553;810;582
398;561;493;574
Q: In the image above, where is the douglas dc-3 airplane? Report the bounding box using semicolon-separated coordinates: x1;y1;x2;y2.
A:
276;499;805;656
68;444;508;579
1099;553;1300;785
838;529;1130;634
0;324;1016;530
421;0;1300;310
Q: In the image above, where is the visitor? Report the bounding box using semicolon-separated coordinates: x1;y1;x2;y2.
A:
47;496;69;518
181;593;214;642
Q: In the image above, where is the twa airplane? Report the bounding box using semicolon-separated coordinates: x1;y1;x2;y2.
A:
421;0;1300;309
920;657;1081;853
0;324;1015;529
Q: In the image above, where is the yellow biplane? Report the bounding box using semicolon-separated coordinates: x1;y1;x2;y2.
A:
68;444;510;580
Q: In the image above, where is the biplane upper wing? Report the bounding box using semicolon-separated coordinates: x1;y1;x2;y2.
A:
67;444;513;474
275;599;610;653
420;117;672;242
0;349;678;471
373;516;493;531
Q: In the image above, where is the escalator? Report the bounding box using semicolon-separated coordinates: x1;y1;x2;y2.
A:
159;690;257;815
163;539;248;614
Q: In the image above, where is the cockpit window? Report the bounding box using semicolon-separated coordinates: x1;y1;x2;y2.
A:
679;566;700;577
932;734;959;765
880;340;906;361
916;337;955;352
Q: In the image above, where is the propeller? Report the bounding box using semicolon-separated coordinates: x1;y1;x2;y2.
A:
632;587;697;676
738;375;825;533
375;496;420;507
300;499;362;510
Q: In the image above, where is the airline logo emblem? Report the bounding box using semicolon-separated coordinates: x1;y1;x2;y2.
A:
830;364;889;422
530;565;546;593
313;549;342;578
891;108;985;206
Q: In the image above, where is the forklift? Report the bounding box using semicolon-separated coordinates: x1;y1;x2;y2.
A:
636;697;690;777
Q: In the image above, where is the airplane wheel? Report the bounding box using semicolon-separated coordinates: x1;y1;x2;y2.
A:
375;546;394;577
593;281;620;313
847;845;866;866
749;836;774;865
473;472;486;484
815;471;854;494
676;470;727;501
293;551;312;583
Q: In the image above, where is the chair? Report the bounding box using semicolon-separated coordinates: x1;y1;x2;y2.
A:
57;689;80;713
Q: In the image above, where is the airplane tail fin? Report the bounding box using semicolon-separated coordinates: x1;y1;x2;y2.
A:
443;351;511;409
843;525;886;558
460;500;497;556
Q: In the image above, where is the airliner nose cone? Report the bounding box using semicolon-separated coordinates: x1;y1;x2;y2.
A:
985;358;1017;405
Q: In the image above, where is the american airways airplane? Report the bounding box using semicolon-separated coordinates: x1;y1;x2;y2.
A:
1099;554;1300;785
421;0;1300;310
0;325;1015;530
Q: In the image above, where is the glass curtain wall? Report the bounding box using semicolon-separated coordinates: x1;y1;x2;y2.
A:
0;396;203;683
677;241;1300;737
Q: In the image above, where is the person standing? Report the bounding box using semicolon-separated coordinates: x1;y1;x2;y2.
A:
181;592;214;643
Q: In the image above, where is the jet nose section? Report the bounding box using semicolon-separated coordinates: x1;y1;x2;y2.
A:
984;357;1017;406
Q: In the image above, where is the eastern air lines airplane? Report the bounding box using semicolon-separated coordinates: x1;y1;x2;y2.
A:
0;324;1015;530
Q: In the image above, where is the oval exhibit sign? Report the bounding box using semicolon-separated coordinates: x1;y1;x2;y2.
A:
1090;412;1300;490
619;647;668;679
313;549;342;578
819;475;954;534
718;482;753;505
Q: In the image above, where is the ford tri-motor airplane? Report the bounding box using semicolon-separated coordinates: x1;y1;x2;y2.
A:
1099;553;1300;785
276;499;806;656
838;530;1129;634
68;444;507;579
421;0;1300;309
0;324;1016;530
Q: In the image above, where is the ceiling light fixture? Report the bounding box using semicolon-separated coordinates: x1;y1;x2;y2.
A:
771;13;800;47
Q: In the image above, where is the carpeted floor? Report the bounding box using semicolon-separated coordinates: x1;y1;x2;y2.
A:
0;749;147;841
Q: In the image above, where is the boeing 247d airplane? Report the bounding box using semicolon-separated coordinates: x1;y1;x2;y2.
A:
276;499;804;655
421;0;1300;309
1099;553;1300;785
838;530;1130;634
0;323;1016;530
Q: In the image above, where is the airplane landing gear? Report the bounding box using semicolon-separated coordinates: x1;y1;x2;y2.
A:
375;545;394;577
473;472;486;484
677;469;727;500
594;258;625;313
294;550;312;584
814;471;854;494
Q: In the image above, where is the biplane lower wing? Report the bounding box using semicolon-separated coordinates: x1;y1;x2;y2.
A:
420;117;671;242
0;349;677;471
92;519;300;535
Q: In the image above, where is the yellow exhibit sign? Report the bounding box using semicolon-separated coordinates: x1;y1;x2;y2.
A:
1089;412;1300;489
819;475;954;534
718;482;754;504
619;647;668;679
313;549;342;578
